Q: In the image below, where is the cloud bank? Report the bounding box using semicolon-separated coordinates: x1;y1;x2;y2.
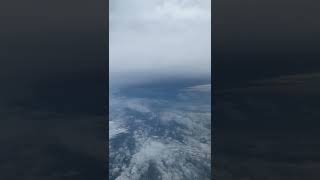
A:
110;0;211;87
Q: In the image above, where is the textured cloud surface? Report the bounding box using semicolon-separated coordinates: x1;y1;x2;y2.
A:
109;85;211;180
109;0;211;86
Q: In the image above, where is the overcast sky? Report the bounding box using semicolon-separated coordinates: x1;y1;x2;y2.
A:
109;0;211;87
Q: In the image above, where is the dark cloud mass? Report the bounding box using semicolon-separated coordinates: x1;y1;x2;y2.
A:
214;0;320;179
0;0;108;179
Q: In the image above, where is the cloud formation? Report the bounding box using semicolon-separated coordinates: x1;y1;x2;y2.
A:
109;0;211;87
109;85;211;180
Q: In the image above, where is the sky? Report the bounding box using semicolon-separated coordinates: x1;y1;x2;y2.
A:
109;0;211;87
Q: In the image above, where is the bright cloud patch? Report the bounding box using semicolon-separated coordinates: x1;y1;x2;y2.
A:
109;0;211;87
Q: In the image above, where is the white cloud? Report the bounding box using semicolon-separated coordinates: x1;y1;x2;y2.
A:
109;120;128;139
116;139;210;180
184;84;211;92
109;87;211;180
110;0;211;87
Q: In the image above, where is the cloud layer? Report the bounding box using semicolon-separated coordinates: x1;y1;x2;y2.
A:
109;0;211;87
109;85;211;180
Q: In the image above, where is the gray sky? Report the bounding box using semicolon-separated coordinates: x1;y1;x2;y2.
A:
110;0;211;87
